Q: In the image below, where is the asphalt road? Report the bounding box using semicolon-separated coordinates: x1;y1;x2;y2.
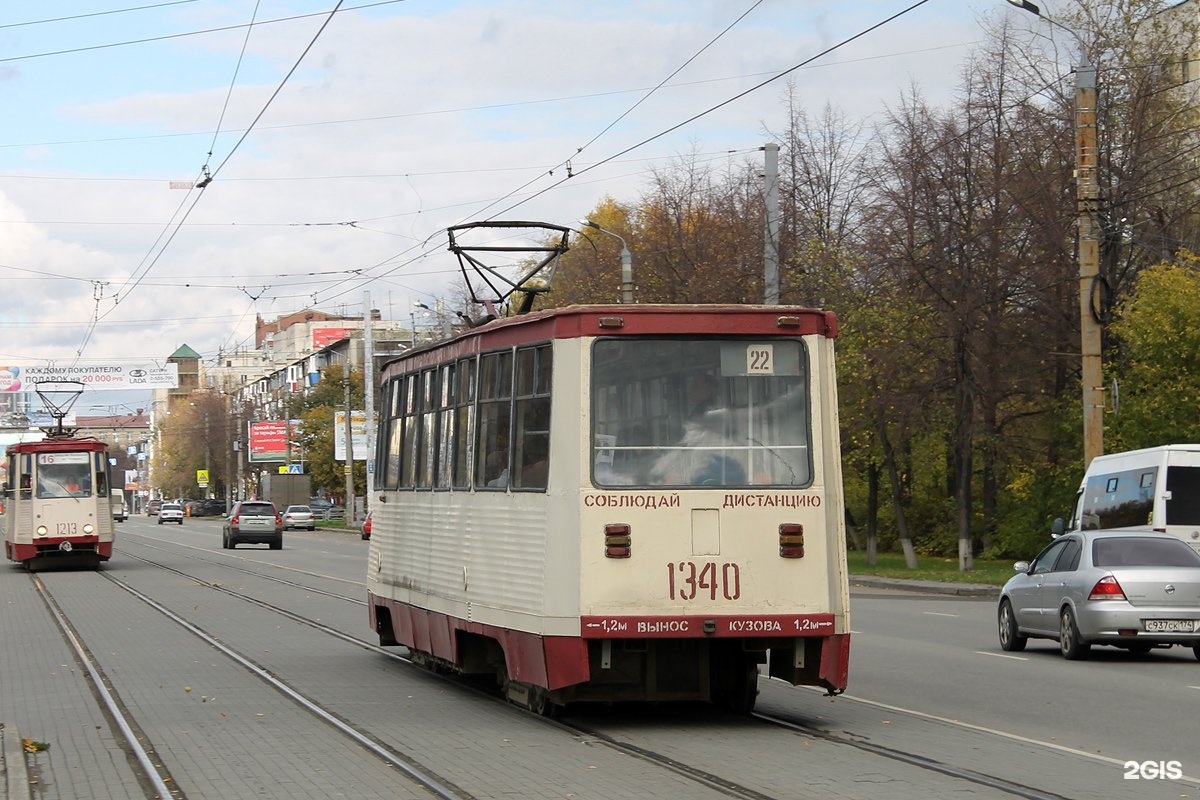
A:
2;517;1196;800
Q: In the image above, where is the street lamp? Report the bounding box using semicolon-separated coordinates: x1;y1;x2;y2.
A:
1006;0;1104;466
579;219;634;304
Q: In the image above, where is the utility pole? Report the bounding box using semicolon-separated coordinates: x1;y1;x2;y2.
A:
1076;61;1104;468
363;291;376;503
763;142;780;304
1006;0;1103;467
342;355;356;524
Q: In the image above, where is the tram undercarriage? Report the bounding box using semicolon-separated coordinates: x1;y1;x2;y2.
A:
373;603;845;714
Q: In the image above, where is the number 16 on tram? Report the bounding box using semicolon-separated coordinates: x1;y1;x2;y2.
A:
367;304;851;712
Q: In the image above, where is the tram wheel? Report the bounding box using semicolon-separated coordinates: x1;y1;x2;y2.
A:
712;655;759;713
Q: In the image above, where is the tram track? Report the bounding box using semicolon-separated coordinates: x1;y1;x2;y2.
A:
108;541;1083;800
27;567;473;800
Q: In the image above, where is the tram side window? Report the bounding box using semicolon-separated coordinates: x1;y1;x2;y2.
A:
379;379;403;491
452;358;476;489
434;364;455;489
400;375;419;489
476;350;514;489
512;344;551;490
415;368;438;489
95;454;109;495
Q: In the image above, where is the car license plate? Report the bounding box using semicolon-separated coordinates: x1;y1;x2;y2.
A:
1143;619;1198;633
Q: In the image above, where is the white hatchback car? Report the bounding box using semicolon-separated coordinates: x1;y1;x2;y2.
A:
157;502;184;525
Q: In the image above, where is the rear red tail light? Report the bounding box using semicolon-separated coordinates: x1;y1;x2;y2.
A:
1088;575;1127;601
231;515;240;524
779;523;804;558
604;523;631;558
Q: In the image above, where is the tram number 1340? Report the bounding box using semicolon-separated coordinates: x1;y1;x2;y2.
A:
667;561;741;601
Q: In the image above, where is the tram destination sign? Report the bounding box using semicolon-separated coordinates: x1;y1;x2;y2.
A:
0;363;179;392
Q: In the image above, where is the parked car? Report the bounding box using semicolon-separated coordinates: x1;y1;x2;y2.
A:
223;501;283;550
282;505;316;531
199;498;228;517
146;499;163;516
998;530;1200;660
360;510;372;540
157;502;184;525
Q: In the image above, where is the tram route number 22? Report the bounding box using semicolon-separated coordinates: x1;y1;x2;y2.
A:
667;561;741;600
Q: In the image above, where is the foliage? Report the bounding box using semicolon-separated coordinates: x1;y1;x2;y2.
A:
1106;257;1200;449
150;391;231;499
292;366;368;500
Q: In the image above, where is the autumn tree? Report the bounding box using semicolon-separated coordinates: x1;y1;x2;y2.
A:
1106;256;1200;448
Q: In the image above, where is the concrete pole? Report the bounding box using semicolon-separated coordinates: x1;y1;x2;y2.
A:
363;292;375;503
764;142;781;304
1076;61;1104;467
343;356;356;523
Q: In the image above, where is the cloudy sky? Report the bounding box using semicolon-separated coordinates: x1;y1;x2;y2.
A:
1;0;1034;409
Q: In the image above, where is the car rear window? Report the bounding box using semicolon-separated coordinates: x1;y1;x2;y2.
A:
239;503;276;516
1093;537;1200;568
287;506;311;513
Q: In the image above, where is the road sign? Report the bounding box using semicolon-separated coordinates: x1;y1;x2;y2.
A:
196;469;209;487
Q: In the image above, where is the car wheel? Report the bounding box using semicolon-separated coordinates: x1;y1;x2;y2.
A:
269;540;282;550
1059;607;1090;660
1193;644;1200;662
157;518;163;525
997;599;1027;652
308;526;315;531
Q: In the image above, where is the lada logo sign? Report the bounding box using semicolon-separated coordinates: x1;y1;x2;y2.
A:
129;369;147;377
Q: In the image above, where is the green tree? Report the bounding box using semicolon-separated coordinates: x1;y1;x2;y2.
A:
293;366;368;501
1107;256;1200;449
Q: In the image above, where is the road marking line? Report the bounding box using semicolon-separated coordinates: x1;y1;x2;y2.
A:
923;611;958;618
974;650;1027;661
809;687;1132;769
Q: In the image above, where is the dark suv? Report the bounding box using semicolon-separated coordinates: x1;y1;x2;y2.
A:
222;501;283;550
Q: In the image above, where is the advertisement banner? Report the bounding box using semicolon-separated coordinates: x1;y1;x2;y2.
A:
312;328;349;349
334;410;372;461
0;363;179;392
248;420;294;463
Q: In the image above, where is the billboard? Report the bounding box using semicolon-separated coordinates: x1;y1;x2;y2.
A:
0;363;179;392
334;410;372;461
248;420;297;463
312;328;349;349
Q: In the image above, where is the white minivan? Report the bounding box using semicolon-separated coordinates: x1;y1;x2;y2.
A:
110;489;127;522
1060;444;1200;552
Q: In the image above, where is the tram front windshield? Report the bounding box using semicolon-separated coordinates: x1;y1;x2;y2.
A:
36;454;94;498
591;338;812;488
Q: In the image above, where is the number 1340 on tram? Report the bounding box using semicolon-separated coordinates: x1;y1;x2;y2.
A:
367;304;851;713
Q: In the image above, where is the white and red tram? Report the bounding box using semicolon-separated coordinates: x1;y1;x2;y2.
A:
367;304;851;711
3;437;116;569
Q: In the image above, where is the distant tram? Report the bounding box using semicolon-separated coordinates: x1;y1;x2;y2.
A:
367;304;851;712
3;437;116;569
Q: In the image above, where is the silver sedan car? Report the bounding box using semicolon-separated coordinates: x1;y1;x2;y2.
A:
998;530;1200;660
281;504;316;531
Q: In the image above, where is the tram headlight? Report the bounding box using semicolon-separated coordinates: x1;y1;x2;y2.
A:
36;525;48;537
82;523;95;534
